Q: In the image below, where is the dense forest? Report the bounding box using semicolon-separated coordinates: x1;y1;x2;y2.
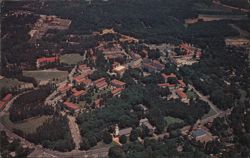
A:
9;87;54;122
26;115;75;152
0;0;243;69
109;138;210;158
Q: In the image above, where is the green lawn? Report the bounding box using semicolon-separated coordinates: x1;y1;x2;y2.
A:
0;114;51;134
0;78;24;90
186;90;197;99
23;70;68;82
60;53;84;65
164;116;184;127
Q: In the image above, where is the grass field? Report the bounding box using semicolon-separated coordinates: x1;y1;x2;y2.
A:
23;70;68;82
60;53;84;65
186;90;197;99
0;114;51;134
0;78;24;89
164;116;184;127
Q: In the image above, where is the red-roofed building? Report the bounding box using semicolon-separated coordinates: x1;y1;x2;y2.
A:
95;81;108;90
176;89;188;103
178;80;186;88
94;77;108;90
73;75;93;87
63;101;80;112
111;88;124;97
72;90;86;101
58;83;72;93
77;65;94;76
2;94;12;102
110;79;126;88
36;56;59;68
161;73;176;82
94;77;106;84
0;94;12;110
94;98;104;108
73;90;86;97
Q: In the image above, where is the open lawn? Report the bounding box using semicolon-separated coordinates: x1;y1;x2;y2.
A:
23;70;68;82
186;90;197;99
0;78;24;90
164;116;184;127
60;53;84;65
0;114;51;134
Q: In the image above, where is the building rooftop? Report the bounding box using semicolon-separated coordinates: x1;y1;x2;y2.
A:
176;89;187;99
94;77;106;84
113;65;126;72
191;129;207;138
95;81;108;89
37;56;58;63
2;94;12;102
178;80;186;87
111;88;124;96
111;79;126;87
161;73;176;79
73;90;86;97
63;101;79;110
58;83;72;93
119;127;132;136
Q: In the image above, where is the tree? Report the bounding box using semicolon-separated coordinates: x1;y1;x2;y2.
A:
103;131;112;144
108;145;125;158
88;135;97;147
80;138;90;150
119;135;127;144
129;129;138;142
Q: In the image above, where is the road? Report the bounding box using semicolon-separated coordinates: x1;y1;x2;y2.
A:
188;84;221;114
0;95;109;158
67;115;82;150
213;0;250;13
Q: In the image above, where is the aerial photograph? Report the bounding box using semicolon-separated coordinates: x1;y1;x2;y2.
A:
0;0;249;157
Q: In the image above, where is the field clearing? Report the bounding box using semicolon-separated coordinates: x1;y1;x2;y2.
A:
0;114;51;134
23;70;68;82
60;53;84;65
0;78;24;89
164;116;184;126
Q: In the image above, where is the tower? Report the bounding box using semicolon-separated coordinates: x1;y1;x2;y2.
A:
114;124;119;137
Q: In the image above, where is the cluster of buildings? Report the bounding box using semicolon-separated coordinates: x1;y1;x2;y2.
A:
98;43;128;62
28;15;71;41
55;64;127;112
169;43;202;67
158;73;189;103
143;59;165;73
